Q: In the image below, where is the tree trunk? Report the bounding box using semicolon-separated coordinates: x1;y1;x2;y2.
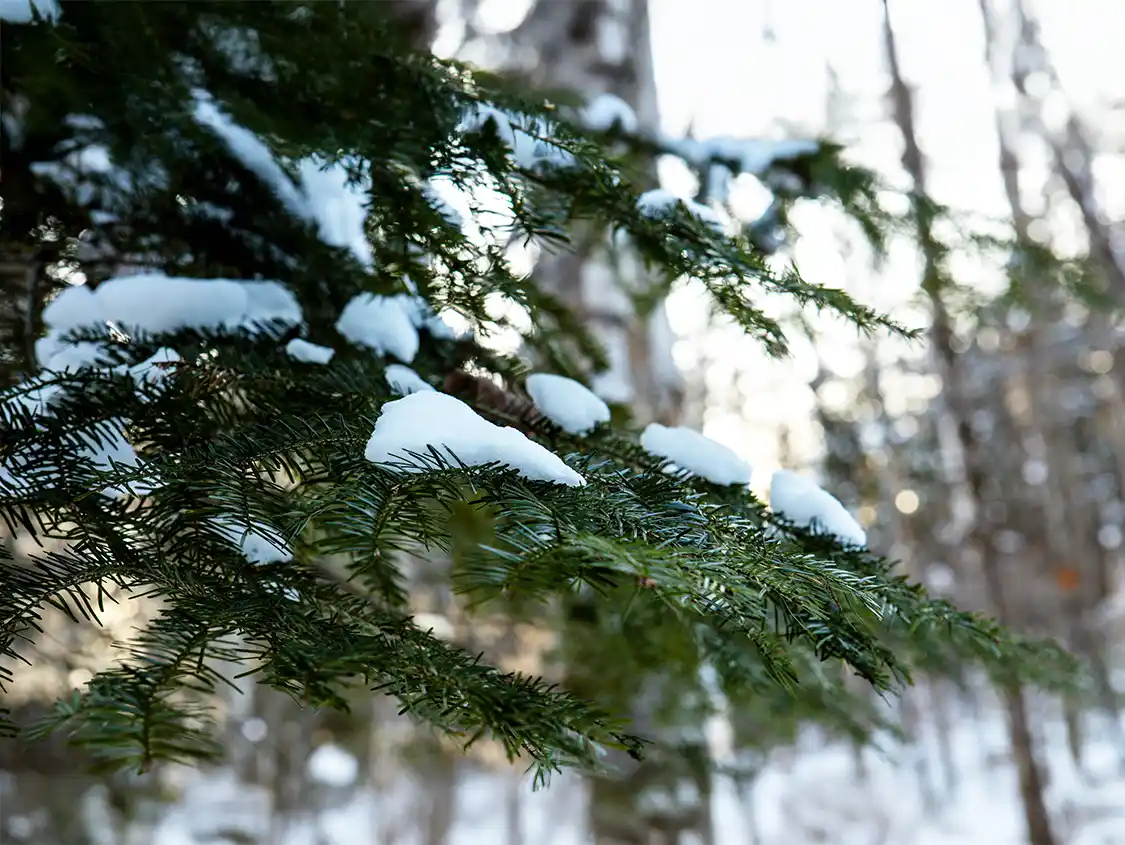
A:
980;0;1125;765
928;680;959;798
899;688;939;816
505;770;524;845
734;772;760;845
497;3;710;843
881;3;1059;843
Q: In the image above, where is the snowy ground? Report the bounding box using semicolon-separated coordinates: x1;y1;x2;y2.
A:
124;693;1125;845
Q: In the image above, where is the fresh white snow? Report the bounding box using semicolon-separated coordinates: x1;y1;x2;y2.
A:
769;470;867;547
97;274;247;335
285;338;335;365
41;341;114;375
364;391;585;486
212;517;292;565
241;280;303;329
0;420;156;499
193;90;310;222
40;282;97;335
79;420;156;499
667;136;819;175
29;144;133;209
1;419;157;499
297;157;374;267
580;93;639;134
50;687;1125;845
335;293;453;363
459;104;576;171
637;188;724;233
335;294;421;363
526;373;610;435
421;181;464;229
193;90;372;267
118;347;181;389
640;423;752;486
38;275;302;368
384;364;433;396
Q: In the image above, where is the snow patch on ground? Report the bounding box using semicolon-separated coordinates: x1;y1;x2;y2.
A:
38;688;1125;845
364;391;585;487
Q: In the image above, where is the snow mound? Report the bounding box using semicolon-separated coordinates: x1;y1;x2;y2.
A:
41;341;114;374
637;189;724;233
581;93;638;134
97;274;248;334
640;424;751;486
335;293;453;363
212;517;292;565
769;470;866;547
286;338;335;365
526;373;610;435
241;280;303;329
385;364;433;396
39;275;302;365
364;392;585;487
41;282;97;335
336;294;420;363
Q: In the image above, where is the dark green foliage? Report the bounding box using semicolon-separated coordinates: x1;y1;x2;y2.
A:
0;0;1075;783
